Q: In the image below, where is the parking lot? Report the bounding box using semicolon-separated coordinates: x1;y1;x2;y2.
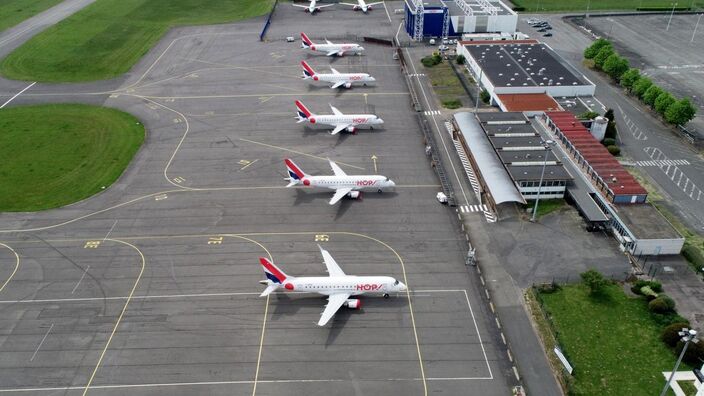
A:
0;2;513;395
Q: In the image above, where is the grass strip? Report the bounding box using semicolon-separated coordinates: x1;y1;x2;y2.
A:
0;0;274;82
0;104;145;211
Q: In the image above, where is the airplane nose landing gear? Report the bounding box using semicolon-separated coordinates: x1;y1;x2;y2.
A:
383;293;389;299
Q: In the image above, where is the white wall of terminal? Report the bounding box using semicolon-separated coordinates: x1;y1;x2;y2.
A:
452;13;518;33
457;43;597;100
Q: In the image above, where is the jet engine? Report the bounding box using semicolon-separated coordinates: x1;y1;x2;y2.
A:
347;191;361;199
344;82;352;88
346;126;356;133
314;7;321;12
367;5;373;10
344;299;362;309
353;5;360;10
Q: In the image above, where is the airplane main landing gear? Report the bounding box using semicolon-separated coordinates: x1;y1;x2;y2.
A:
383;293;390;298
378;188;383;193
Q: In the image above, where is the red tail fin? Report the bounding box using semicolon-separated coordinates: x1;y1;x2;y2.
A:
300;32;313;46
295;100;312;118
301;60;316;77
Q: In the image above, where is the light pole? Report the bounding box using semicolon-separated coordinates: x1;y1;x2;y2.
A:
659;328;699;396
667;2;678;31
530;142;554;222
474;61;484;111
586;0;591;18
692;14;703;43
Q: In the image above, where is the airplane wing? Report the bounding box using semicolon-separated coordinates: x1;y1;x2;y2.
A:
329;187;352;205
260;284;278;297
330;123;350;135
329;104;343;116
328;160;347;178
330;81;347;89
317;3;335;8
340;2;358;6
318;293;350;326
318;244;346;276
291;3;311;8
325;39;334;45
367;2;384;5
326;50;340;57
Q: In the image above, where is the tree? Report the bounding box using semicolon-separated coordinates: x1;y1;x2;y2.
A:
456;54;466;65
581;269;608;294
632;77;653;99
665;98;697;125
584;38;611;59
620;68;640;90
603;108;618;140
480;89;490;104
602;54;630;81
594;46;615;70
642;85;664;107
654;91;676;116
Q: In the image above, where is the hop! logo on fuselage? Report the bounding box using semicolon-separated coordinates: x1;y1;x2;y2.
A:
356;283;383;291
356;180;377;186
352;117;368;123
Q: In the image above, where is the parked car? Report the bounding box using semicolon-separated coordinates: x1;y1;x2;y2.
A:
544;26;553;30
438;45;449;51
537;28;547;32
543;32;553;37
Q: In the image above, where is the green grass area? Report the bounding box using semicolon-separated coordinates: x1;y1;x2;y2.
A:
530;198;566;218
513;0;704;11
0;0;63;33
0;0;274;82
424;60;467;109
0;104;145;211
537;283;684;395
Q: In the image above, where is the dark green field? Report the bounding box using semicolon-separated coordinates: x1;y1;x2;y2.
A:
0;104;145;211
0;0;63;33
0;0;274;82
539;283;683;395
513;0;703;12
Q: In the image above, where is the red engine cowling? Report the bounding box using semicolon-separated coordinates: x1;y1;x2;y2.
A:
344;299;362;309
353;5;360;10
367;5;373;10
347;191;361;199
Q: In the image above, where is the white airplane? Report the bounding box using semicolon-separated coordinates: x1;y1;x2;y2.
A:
301;60;375;89
300;32;364;57
258;245;407;326
340;0;384;12
291;0;334;13
295;100;383;135
284;158;395;204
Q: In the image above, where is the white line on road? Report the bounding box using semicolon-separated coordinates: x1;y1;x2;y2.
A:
382;1;392;23
103;220;118;242
71;265;90;294
29;323;54;362
0;82;36;108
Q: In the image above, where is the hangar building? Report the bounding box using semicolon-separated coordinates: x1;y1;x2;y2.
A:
404;0;517;40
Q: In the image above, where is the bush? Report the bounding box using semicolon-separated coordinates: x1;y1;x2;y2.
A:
456;54;466;65
654;91;676;117
594;46;615;70
633;77;653;98
649;295;676;313
603;54;630;80
512;6;526;11
603;108;618;140
579;111;600;120
602;138;616;146
421;55;442;67
620;68;640;90
640;285;658;300
480;89;490;104
662;322;692;347
581;269;608;294
665;98;697;126
442;99;462;109
682;243;704;273
584;38;611;59
607;145;621;156
676;338;704;366
652;312;691;327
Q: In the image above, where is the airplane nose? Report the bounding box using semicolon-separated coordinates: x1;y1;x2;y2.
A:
388;180;396;187
370;77;376;81
377;118;384;124
400;282;407;291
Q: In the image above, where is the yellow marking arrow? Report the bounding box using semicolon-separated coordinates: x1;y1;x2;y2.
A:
371;154;378;172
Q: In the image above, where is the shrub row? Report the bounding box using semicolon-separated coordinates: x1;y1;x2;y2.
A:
584;39;696;126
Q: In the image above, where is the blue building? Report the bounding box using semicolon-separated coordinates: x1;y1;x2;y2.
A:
404;0;450;40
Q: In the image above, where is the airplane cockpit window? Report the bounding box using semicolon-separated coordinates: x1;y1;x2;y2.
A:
394;280;399;285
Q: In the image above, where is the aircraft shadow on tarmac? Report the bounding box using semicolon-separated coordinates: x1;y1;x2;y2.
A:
292;188;398;215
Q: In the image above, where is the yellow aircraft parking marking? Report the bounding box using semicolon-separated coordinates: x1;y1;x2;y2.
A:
0;243;20;293
207;237;223;245
83;241;101;249
314;234;329;242
238;138;365;170
81;239;145;396
258;96;273;104
238;159;259;172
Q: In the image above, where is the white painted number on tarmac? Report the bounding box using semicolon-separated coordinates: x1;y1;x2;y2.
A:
84;241;101;249
238;160;251;166
314;234;329;242
173;177;185;184
207;237;223;245
154;194;168;201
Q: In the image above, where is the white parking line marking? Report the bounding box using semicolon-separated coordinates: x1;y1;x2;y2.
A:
30;323;53;362
71;265;90;294
0;82;36;108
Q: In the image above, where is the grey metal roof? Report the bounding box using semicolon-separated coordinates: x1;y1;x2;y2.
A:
454;112;526;205
507;165;572;181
